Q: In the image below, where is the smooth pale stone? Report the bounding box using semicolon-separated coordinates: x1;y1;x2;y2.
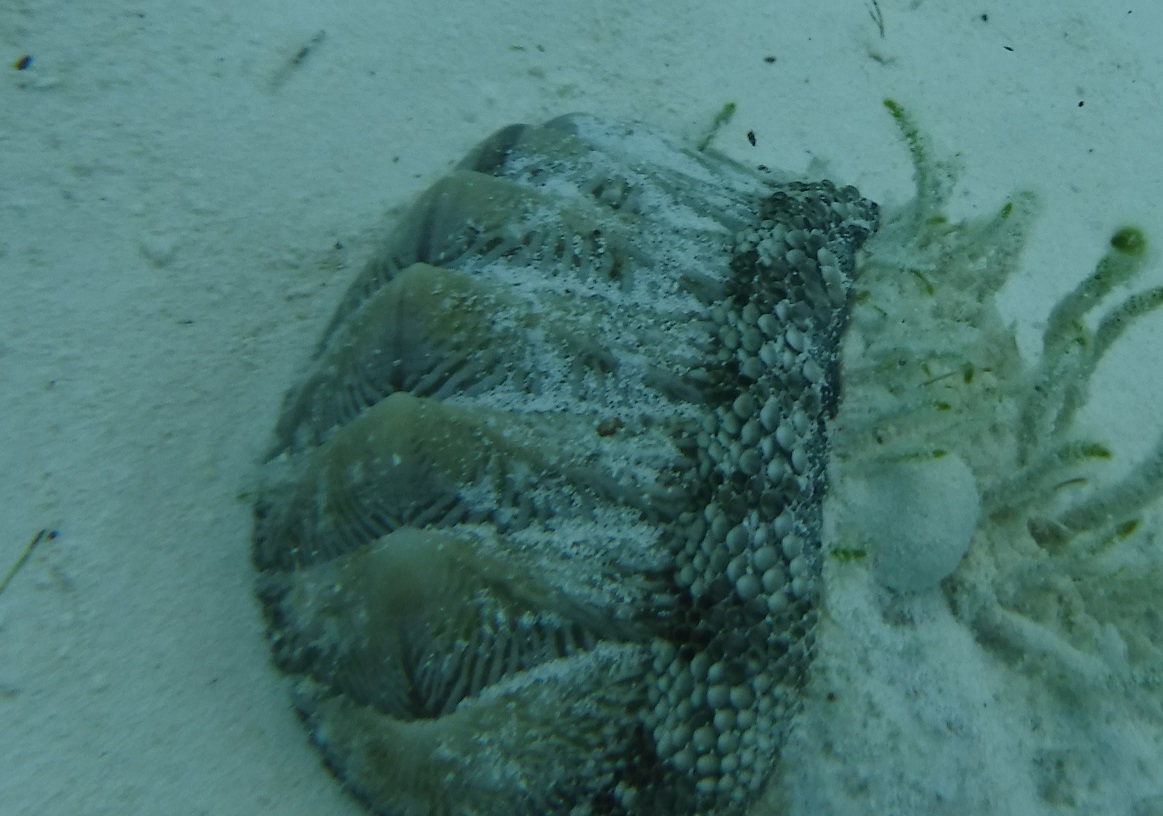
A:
850;453;981;593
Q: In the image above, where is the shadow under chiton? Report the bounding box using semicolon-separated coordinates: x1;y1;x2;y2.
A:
253;112;877;815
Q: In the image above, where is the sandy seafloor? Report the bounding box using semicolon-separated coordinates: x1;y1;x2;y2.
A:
3;1;1163;814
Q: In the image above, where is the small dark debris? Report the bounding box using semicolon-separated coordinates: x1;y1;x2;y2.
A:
1003;45;1014;52
1077;100;1084;107
291;30;326;67
763;55;776;64
980;13;989;22
269;30;326;90
868;0;886;39
13;54;31;70
596;417;624;437
0;528;58;596
746;130;756;147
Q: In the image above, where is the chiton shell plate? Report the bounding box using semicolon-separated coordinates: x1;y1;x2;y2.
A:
253;113;878;815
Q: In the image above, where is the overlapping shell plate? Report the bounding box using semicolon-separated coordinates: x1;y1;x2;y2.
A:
253;113;878;815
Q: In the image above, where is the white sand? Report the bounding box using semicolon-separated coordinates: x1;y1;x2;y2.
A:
2;2;1162;814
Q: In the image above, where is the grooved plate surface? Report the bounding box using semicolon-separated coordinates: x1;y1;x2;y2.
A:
253;113;878;816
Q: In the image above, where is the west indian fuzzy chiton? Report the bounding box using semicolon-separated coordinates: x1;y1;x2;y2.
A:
252;104;1163;815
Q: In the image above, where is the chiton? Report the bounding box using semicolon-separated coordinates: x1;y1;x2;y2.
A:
253;105;1163;814
252;112;878;815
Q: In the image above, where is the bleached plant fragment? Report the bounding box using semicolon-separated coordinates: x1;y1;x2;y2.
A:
832;99;1163;708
